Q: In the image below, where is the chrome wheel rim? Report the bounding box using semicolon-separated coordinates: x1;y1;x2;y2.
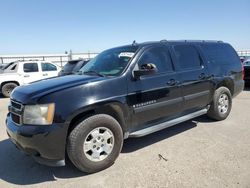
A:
218;93;229;114
83;127;115;162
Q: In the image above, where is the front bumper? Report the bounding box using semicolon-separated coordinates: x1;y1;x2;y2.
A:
6;113;68;166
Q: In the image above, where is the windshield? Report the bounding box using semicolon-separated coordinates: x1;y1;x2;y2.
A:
80;46;138;76
244;60;250;66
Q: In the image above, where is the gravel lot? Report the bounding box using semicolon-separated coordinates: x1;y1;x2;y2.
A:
0;88;250;188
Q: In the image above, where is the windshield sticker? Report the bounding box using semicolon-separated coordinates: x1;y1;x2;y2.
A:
118;52;135;58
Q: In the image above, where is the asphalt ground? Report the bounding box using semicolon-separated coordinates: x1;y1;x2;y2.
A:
0;88;250;188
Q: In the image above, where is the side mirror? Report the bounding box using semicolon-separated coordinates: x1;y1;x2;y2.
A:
133;63;157;80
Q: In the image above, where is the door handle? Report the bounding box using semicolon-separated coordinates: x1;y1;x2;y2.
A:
24;75;30;78
43;73;48;76
199;73;206;80
167;79;178;86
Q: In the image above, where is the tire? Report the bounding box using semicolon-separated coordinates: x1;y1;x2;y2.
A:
67;114;123;173
207;87;232;121
1;82;18;98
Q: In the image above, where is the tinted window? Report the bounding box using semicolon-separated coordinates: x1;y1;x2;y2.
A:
200;43;239;65
138;46;173;73
23;63;38;72
62;62;77;72
42;63;57;71
173;45;201;69
72;60;88;72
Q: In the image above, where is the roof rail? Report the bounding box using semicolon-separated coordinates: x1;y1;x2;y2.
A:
160;39;168;43
167;40;224;43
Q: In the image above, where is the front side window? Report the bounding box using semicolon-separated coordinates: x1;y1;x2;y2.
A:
173;44;202;69
80;46;138;76
138;46;173;73
42;63;57;71
23;63;38;73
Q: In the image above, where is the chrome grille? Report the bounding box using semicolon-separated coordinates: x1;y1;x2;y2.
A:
11;100;23;110
9;100;23;125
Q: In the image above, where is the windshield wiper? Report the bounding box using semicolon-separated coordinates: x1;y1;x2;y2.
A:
82;70;105;77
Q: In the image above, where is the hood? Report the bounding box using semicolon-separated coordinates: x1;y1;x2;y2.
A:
11;75;105;104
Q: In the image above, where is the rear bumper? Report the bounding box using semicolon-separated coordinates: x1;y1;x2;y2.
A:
233;80;244;97
6;113;68;166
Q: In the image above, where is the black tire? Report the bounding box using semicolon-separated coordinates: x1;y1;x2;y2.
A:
207;87;232;121
67;114;123;173
1;82;18;98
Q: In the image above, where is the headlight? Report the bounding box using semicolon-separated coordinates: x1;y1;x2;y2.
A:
23;103;55;125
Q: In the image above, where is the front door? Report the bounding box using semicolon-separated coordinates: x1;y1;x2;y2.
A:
22;62;42;84
127;45;183;131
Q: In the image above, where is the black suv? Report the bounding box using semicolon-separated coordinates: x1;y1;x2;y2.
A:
6;40;244;173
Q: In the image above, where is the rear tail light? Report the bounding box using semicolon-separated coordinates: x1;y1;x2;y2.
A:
241;62;245;80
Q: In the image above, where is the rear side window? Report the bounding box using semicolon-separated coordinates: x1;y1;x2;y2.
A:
173;44;201;69
42;63;57;71
23;63;38;72
138;46;173;73
200;43;239;65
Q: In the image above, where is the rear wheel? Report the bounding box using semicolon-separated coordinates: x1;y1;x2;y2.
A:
1;82;18;98
67;114;123;173
207;87;232;121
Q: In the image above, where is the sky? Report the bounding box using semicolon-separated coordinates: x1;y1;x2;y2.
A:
0;0;249;55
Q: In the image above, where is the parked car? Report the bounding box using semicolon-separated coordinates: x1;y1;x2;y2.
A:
6;40;244;173
243;58;250;84
0;64;7;70
240;56;245;63
0;62;14;72
0;60;61;97
58;59;89;76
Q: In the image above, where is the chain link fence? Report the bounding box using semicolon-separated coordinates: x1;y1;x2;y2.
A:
0;52;98;67
237;50;250;58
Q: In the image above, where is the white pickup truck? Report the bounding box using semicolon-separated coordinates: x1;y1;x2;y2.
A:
0;60;61;97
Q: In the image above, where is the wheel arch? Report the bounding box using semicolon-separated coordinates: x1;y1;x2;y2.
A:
215;78;234;96
67;101;129;137
1;81;20;88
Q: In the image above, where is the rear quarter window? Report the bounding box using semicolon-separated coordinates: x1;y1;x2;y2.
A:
200;43;240;65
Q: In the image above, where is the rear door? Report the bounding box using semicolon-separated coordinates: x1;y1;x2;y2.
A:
41;62;59;79
127;45;183;131
171;44;213;112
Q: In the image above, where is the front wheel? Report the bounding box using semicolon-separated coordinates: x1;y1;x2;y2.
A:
67;114;123;173
207;87;232;121
1;82;18;98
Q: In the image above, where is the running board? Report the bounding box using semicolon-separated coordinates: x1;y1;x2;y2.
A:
129;108;208;137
